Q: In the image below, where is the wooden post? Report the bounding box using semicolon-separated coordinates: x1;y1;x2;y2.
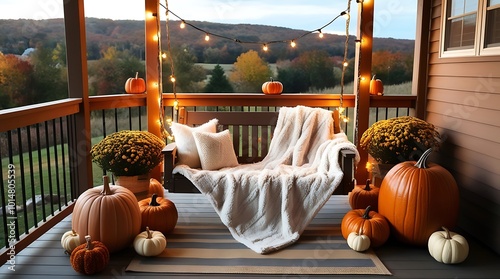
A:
353;0;374;184
64;0;92;195
145;0;162;180
412;0;432;119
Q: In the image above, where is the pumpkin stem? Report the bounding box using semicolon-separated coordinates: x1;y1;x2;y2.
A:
270;77;274;82
146;227;152;239
85;235;93;250
442;226;451;239
414;148;433;169
101;176;113;196
150;193;160;206
135;72;139;79
364;179;372;191
71;229;77;236
372;74;376;80
362;205;372;219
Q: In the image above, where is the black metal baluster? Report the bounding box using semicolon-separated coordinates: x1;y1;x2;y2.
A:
52;119;61;211
44;122;54;215
36;124;46;221
26;125;38;229
16;128;28;234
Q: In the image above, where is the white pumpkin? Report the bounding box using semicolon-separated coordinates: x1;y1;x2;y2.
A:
133;227;167;257
61;229;82;254
347;228;371;252
428;226;469;264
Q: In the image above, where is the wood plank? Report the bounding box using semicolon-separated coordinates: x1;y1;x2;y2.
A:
428;75;500;93
1;193;500;278
427;89;500;111
429;62;500;78
427;101;500;134
427;113;500;157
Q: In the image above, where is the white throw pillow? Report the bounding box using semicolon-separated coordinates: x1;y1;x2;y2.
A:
171;118;218;168
193;129;239;170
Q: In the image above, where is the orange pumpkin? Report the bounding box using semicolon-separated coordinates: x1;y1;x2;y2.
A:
148;178;165;198
139;193;178;234
348;179;379;211
70;235;109;275
72;176;141;253
341;206;390;248
125;72;146;94
262;78;283;95
378;148;459;246
369;75;383;95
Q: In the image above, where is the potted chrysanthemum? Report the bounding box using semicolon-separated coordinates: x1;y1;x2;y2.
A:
360;116;441;185
90;130;165;200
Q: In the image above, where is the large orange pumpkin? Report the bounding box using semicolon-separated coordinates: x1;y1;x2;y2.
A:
348;179;379;211
139;193;178;234
125;72;146;94
378;148;459;246
369;75;383;95
341;206;390;248
72;176;141;253
262;78;283;95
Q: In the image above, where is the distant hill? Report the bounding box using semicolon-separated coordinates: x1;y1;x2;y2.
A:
0;18;414;63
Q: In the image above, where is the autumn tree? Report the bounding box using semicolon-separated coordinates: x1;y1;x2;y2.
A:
0;53;34;108
277;50;335;92
204;64;233;93
162;46;206;93
88;46;144;95
229;50;273;93
371;50;413;85
31;44;68;102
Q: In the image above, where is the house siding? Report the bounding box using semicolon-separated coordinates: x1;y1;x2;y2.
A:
425;0;500;254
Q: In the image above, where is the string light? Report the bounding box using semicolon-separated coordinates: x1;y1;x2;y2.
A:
263;44;268;51
160;3;350;50
338;0;352;124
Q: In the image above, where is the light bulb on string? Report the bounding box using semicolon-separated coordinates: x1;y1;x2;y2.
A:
318;30;324;38
170;75;176;83
161;52;167;59
180;21;185;29
290;40;296;48
263;44;268;51
205;33;210;41
343;61;349;67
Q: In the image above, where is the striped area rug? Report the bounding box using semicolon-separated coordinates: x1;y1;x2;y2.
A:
126;194;391;275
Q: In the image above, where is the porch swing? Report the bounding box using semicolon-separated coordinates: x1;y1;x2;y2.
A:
156;0;360;254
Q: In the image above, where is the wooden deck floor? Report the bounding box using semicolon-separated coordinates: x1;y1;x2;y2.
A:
1;193;499;278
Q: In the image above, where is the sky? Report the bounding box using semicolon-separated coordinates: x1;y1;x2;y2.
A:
0;0;417;40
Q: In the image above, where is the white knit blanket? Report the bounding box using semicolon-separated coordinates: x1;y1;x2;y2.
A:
173;106;359;254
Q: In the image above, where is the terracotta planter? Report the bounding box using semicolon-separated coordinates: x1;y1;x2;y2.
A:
114;173;150;201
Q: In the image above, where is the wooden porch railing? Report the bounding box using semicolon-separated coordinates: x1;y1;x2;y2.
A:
0;93;416;264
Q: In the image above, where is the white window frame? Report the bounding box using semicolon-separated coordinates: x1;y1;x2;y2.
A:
440;0;500;57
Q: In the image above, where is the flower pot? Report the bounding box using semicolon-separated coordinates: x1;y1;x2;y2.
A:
114;173;150;201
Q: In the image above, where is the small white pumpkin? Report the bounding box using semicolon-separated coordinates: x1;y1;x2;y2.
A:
347;228;371;252
61;229;82;254
133;227;167;257
428;226;469;264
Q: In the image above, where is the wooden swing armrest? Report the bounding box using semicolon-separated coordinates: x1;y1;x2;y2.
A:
162;142;178;189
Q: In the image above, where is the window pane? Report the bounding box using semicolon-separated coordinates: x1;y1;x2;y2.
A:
485;7;500;47
464;0;479;13
489;0;500;7
450;0;478;17
447;14;476;49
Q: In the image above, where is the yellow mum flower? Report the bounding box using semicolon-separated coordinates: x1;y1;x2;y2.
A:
90;130;165;176
360;116;440;164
